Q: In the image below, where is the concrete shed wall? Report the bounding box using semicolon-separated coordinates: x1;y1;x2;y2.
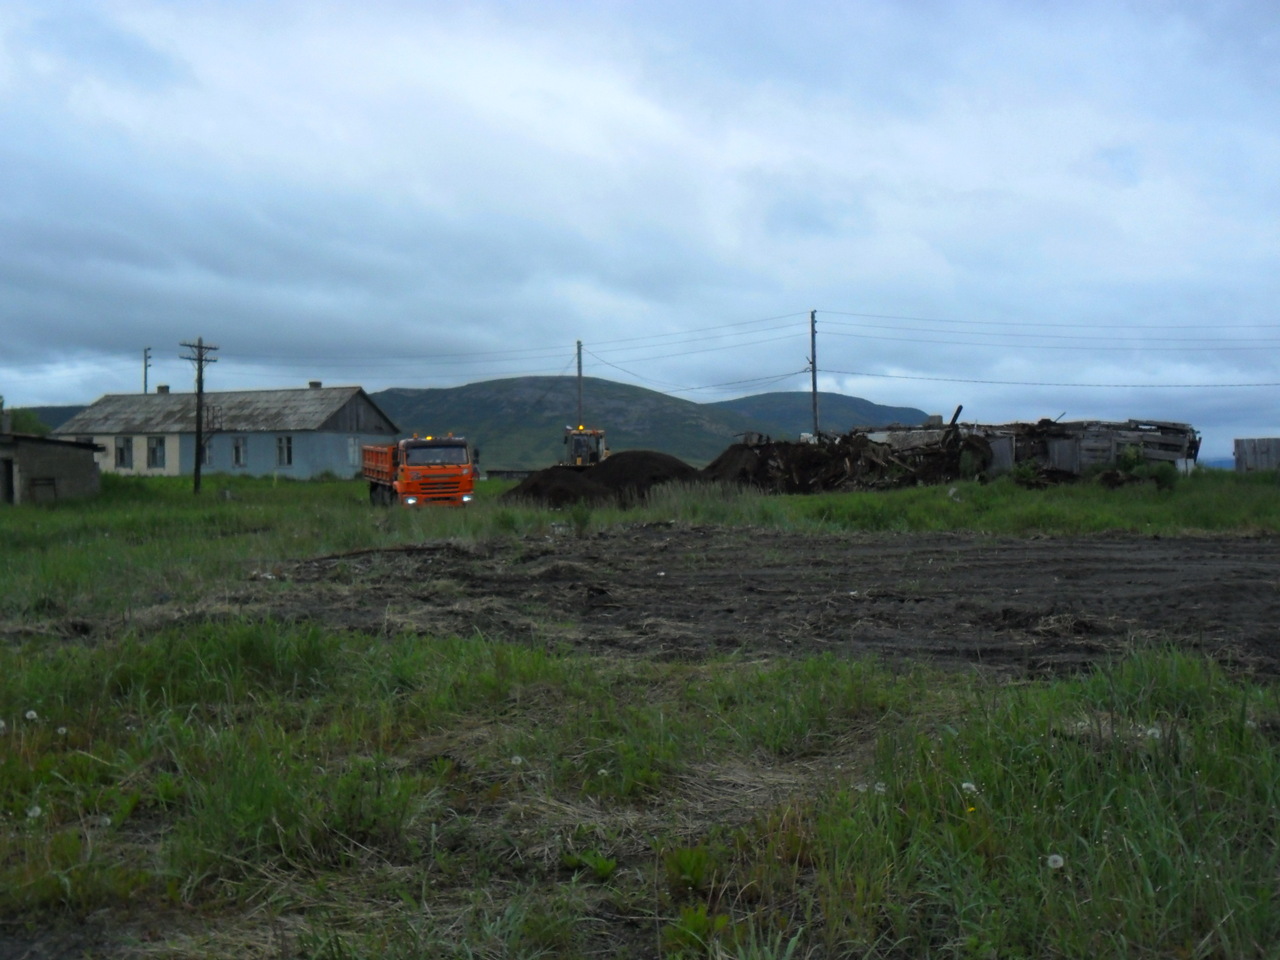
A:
0;438;100;504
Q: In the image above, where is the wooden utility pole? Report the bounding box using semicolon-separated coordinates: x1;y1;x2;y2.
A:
143;347;152;394
180;337;218;494
576;339;583;426
809;309;819;437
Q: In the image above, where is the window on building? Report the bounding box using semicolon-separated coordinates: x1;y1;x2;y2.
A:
146;436;166;469
233;437;248;468
198;442;211;467
276;435;293;467
114;436;133;469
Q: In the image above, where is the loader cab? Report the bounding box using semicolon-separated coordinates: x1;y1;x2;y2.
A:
563;426;607;467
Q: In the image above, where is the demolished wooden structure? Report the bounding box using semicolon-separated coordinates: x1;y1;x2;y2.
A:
702;418;1200;494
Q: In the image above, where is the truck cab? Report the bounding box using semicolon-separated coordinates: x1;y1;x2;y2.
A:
363;435;478;506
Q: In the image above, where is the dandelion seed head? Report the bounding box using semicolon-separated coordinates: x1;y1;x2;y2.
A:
961;781;978;794
873;781;887;795
1145;727;1162;740
854;783;868;793
26;805;41;819
1047;854;1065;870
510;755;524;766
56;727;68;736
24;710;37;721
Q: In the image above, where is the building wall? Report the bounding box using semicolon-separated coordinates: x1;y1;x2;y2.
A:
79;433;181;477
0;438;100;504
1234;438;1280;472
182;431;393;479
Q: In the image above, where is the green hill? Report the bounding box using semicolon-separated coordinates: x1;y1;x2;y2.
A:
371;377;928;470
708;392;930;437
13;406;85;433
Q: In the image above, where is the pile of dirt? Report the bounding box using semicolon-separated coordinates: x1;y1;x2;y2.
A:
503;449;699;507
702;432;991;494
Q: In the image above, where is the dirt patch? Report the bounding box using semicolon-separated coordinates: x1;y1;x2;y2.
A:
220;528;1280;678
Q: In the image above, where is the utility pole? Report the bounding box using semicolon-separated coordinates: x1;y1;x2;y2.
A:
143;347;152;394
180;337;218;495
576;339;583;426
809;309;820;437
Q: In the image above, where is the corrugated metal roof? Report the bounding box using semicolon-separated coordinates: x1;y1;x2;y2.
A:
54;386;384;434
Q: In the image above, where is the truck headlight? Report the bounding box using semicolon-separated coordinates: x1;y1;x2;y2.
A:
404;496;419;505
461;494;474;503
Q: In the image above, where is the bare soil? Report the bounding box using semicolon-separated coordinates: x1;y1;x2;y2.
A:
251;526;1280;678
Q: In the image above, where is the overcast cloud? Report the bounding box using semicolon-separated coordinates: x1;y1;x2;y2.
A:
1;0;1277;456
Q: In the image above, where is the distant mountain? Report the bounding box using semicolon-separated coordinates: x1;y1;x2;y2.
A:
371;377;929;469
15;381;928;470
708;392;930;438
15;406;85;432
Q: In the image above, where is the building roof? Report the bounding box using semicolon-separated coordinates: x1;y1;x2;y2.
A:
0;433;100;450
53;386;397;435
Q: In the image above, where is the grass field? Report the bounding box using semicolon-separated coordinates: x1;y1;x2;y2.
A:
1;470;1278;958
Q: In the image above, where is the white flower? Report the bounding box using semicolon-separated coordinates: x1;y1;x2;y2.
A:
873;781;887;795
24;710;37;721
26;805;42;819
56;727;68;736
961;781;978;795
1145;727;1162;740
854;782;868;793
510;755;524;766
1047;854;1065;870
0;719;6;733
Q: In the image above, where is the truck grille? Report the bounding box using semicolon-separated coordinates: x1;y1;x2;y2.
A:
412;479;464;501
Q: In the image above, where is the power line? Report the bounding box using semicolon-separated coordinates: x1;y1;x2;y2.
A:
821;319;1280;345
823;331;1273;351
591;311;809;346
825;368;1280;388
820;309;1280;332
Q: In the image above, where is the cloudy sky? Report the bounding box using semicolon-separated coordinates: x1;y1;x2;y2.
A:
2;0;1277;456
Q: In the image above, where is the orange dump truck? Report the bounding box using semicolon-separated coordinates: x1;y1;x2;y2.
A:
362;435;478;506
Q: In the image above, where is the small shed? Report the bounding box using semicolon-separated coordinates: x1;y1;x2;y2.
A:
1234;438;1280;472
0;432;101;504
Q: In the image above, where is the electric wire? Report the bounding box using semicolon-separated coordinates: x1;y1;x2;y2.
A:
820;309;1280;332
824;369;1280;388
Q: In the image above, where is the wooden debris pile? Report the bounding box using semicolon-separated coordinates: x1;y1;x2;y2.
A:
701;427;991;493
701;417;1200;494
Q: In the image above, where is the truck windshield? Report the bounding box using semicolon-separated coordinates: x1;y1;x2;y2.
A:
405;444;469;466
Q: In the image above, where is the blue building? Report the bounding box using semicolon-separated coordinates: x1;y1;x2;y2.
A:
54;382;398;480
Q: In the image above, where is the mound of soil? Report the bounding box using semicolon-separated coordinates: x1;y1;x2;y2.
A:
504;450;698;506
503;466;615;508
